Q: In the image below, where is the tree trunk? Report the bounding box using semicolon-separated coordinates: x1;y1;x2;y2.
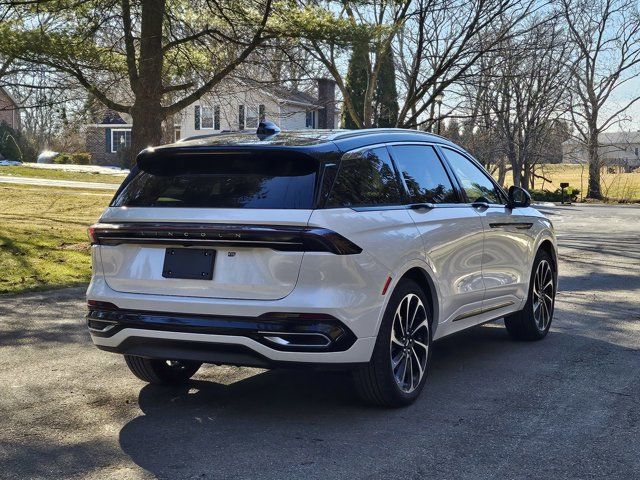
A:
128;0;166;164
130;101;164;165
586;132;602;199
508;146;521;187
497;157;507;187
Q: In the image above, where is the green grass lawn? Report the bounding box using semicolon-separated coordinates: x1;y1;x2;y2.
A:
0;165;126;185
0;184;111;294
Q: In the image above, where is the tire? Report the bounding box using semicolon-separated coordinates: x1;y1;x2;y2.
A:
124;355;202;384
353;278;432;407
504;249;556;341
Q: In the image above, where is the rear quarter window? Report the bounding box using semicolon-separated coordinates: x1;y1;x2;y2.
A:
326;147;402;208
111;152;318;209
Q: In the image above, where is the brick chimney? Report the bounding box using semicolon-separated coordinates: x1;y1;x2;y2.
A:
317;78;336;129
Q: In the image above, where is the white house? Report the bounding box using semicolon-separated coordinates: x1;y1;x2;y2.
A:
562;131;640;172
85;79;339;166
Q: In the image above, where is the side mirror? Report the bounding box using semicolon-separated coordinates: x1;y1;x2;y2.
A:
508;185;531;208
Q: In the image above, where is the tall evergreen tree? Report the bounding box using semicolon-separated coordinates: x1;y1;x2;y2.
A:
374;49;399;127
342;41;370;129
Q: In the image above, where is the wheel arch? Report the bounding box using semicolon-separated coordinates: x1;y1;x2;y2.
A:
377;262;441;340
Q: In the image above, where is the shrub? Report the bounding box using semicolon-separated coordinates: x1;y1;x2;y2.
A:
530;187;580;203
0;122;23;161
52;152;92;165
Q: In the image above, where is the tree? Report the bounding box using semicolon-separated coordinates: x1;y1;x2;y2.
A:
374;46;399;127
342;40;370;129
303;0;411;128
1;0;274;163
562;0;640;199
395;0;538;130
489;16;572;188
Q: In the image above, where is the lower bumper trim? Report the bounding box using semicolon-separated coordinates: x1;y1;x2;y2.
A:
96;337;367;370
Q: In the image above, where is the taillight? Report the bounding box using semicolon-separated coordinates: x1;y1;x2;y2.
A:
87;225;97;244
87;300;119;310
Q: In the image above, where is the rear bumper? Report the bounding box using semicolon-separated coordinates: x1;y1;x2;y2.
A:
87;304;376;366
90;328;376;367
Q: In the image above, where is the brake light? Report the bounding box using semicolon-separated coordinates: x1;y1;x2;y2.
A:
87;300;119;310
87;225;97;244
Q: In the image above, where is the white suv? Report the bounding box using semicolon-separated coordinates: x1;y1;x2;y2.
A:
87;127;557;407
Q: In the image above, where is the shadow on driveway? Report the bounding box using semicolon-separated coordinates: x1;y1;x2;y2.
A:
117;324;640;480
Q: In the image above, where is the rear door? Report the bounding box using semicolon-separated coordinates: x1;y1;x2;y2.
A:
96;149;318;300
387;144;486;326
439;147;531;306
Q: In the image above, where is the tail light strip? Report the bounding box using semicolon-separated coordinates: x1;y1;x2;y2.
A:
88;222;362;255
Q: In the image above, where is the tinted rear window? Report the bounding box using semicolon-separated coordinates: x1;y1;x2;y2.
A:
326;147;402;207
111;153;318;209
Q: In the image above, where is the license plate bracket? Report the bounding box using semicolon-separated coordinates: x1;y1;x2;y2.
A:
162;248;215;280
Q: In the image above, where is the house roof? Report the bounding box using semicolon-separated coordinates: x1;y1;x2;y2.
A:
563;131;640;146
0;87;19;108
240;79;321;108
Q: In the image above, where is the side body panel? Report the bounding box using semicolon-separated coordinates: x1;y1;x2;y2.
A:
405;206;486;332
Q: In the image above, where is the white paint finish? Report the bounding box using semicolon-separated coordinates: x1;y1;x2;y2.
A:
91;328;376;364
100;245;305;300
87;195;557;365
97;207;312;300
477;205;535;301
99;207;313;225
407;206;486;325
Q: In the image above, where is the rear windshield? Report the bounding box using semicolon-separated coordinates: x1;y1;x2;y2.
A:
111;152;318;209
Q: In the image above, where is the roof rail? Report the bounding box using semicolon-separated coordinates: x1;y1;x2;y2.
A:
329;128;444;141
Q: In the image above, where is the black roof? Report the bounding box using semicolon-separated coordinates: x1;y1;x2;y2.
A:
137;128;461;168
177;128;455;148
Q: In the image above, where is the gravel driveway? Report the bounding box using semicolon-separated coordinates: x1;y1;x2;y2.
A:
1;204;638;480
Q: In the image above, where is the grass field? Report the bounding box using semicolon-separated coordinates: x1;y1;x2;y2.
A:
500;164;640;202
0;184;111;294
0;165;126;185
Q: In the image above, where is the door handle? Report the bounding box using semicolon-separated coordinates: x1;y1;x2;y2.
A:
409;203;435;210
472;201;489;209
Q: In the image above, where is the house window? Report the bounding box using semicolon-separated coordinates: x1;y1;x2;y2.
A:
174;128;181;142
246;106;259;129
111;129;131;153
201;106;220;130
635;147;639;157
240;104;265;129
305;110;316;128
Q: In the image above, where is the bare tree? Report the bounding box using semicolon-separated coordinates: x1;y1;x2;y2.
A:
488;15;572;188
562;0;640;199
395;0;539;130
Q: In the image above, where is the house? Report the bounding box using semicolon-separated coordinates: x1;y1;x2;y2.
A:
85;78;338;166
0;86;20;131
562;132;640;172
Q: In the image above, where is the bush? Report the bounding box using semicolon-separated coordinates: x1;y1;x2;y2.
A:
0;122;23;161
52;152;92;165
530;187;580;203
0;122;37;162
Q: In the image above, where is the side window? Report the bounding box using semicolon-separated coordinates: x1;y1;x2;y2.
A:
326;147;402;207
390;145;458;204
441;148;502;204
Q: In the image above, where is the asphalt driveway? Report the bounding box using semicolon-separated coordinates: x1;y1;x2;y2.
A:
0;204;638;479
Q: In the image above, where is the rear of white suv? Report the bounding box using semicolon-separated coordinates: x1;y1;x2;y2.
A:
87;129;557;407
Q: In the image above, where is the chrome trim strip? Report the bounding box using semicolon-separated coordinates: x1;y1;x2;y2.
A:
452;301;515;322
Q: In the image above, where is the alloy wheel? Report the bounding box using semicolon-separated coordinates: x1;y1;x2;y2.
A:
390;293;429;393
532;259;554;331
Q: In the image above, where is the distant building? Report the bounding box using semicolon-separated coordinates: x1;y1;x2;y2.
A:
562;132;640;172
85;78;339;166
0;87;20;131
